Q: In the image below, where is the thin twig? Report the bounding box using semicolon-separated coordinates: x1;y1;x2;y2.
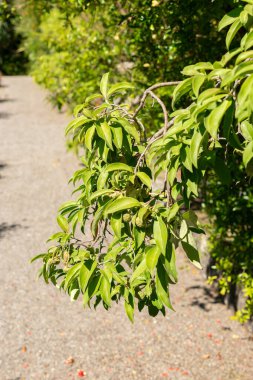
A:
147;89;168;134
134;118;175;174
132;81;180;119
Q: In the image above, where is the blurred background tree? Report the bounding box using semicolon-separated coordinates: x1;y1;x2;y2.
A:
0;0;27;74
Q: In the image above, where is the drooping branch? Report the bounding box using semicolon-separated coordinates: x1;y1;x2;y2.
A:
132;81;179;172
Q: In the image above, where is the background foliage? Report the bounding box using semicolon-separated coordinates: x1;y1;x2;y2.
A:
204;160;253;323
18;0;234;112
0;0;27;74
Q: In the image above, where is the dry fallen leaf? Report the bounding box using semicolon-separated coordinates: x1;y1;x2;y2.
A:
21;345;27;353
65;356;75;365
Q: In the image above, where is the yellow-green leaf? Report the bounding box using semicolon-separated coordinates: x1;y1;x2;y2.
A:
85;124;96;151
57;215;69;232
136;171;152;188
153;217;168;255
146;246;161;272
205;100;232;139
243;141;253;167
100;72;109;99
104;197;141;215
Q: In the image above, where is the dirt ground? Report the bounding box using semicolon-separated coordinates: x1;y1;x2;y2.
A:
0;76;252;380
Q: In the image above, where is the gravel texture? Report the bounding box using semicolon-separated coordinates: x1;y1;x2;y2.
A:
0;76;253;380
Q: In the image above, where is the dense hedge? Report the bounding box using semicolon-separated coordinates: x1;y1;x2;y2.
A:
19;1;233;111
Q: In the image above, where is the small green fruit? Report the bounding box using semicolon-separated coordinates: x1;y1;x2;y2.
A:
135;217;143;228
123;213;131;222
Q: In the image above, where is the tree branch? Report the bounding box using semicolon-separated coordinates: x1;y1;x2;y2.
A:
133;81;180;120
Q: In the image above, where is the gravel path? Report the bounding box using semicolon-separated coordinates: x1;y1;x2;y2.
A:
0;76;252;380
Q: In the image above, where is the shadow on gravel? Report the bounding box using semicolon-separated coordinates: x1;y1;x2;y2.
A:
0;111;12;119
0;162;7;179
0;223;21;240
0;98;15;103
186;285;224;312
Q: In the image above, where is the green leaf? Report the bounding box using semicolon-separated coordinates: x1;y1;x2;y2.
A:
89;189;115;202
110;213;122;238
182;146;193;172
107;82;134;97
124;291;134;323
241;121;253;140
79;260;97;292
104;197;141;215
172;78;192;108
192;75;205;97
234;62;253;80
136;171;152;188
182;210;198;227
100;275;111;306
243;141;253;167
96;122;113;150
198;88;225;104
85;93;103;104
65;116;88;135
85;124;96;151
64;262;83;290
91;201;112;237
57;215;69;232
164;243;178;283
97;170;109;189
83;275;101;306
146;245;161;273
205;100;232;139
153;217;168;255
220;47;242;66
133;226;145;249
156;259;173;310
105;163;134;173
47;232;66;242
30;253;46;263
116;118;140;143
167;203;180;222
218;8;241;31
100;72;109;99
182;241;202;269
179;220;188;239
131;259;147;283
190;130;203;168
73;104;84;117
226;19;242;49
111;125;123;149
237;74;253;107
182;62;213;76
235;50;253;64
